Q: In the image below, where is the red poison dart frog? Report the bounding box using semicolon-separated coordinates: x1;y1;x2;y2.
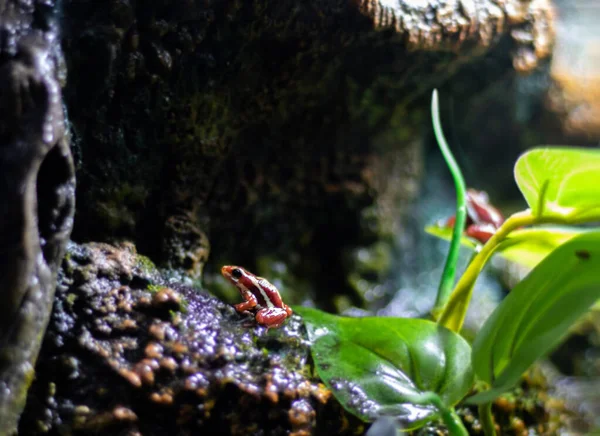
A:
445;189;504;243
221;265;293;328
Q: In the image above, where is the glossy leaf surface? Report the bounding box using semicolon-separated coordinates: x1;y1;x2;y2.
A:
469;231;600;404
426;224;588;268
295;307;473;428
514;147;600;220
494;227;590;268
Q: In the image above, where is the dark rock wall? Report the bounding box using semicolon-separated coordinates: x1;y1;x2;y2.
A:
0;0;75;432
61;0;556;310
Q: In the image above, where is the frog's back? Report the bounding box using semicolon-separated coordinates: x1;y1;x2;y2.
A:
256;277;284;308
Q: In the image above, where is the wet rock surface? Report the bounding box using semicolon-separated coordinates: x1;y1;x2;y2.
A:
20;243;578;435
20;242;363;435
0;0;75;432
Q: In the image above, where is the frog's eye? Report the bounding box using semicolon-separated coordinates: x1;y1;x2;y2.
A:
231;268;243;279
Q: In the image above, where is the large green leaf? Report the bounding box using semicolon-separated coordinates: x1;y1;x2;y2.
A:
514;147;600;220
295;307;473;429
494;227;590;268
469;230;600;404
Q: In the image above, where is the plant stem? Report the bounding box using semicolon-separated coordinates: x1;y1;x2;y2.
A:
440;407;470;436
431;90;468;318
438;210;536;332
404;392;469;436
478;402;497;436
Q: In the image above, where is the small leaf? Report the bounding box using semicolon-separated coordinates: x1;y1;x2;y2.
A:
469;230;600;404
295;307;473;429
425;225;478;250
426;224;587;269
514;147;600;220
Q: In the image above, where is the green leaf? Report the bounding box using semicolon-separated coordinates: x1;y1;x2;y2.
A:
295;307;473;429
426;224;588;269
469;230;600;404
514;147;600;220
495;227;591;268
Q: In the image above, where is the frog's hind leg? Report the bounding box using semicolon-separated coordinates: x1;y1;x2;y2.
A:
256;308;288;329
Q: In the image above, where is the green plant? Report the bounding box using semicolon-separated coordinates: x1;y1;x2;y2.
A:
295;307;472;433
295;90;600;434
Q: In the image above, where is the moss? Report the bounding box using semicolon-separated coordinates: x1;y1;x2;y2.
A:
352;241;392;274
333;295;354;314
146;284;163;294
95;183;150;234
135;254;159;277
9;343;42;434
343;241;393;304
65;293;77;306
254;256;312;306
179;297;189;314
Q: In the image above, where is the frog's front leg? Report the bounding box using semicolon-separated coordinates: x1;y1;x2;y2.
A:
465;223;497;244
234;292;258;313
256;307;290;329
